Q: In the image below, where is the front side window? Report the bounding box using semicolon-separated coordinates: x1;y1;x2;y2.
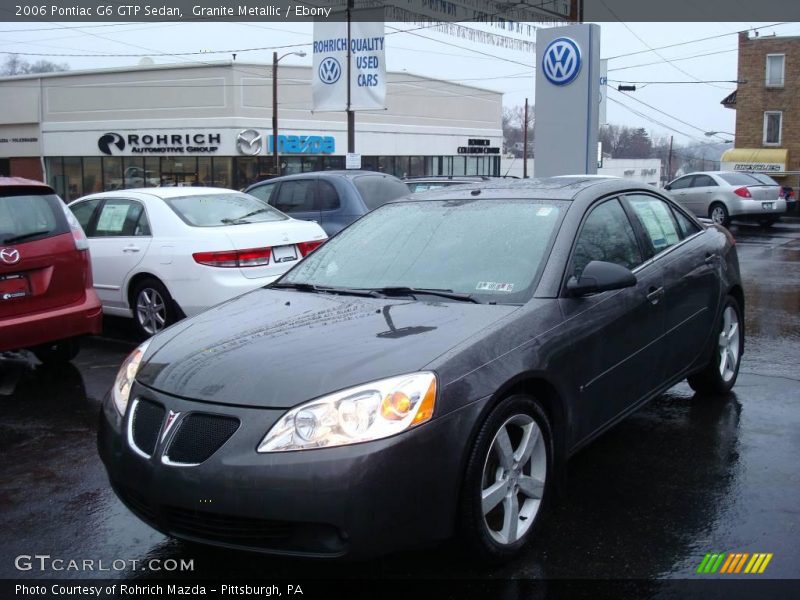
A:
572;198;643;278
766;54;785;87
626;195;681;254
94;200;149;237
668;176;693;190
69;198;101;233
282;199;564;303
164;193;287;227
763;111;782;145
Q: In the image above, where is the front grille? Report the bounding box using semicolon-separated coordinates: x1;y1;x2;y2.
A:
165;413;239;465
131;399;166;457
162;506;293;546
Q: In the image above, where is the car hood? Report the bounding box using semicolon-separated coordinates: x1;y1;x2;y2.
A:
137;289;519;408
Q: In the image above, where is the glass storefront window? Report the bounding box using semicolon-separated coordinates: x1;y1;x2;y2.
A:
102;157;123;191
197;157;213;187
451;156;466;176
394;156;409;178
213;157;232;189
302;156;323;173
282;157;302;176
161;157;198;187
323;156;344;170
45;157;64;198
361;156;378;172
409;156;424;177
377;155;394;175
122;156;144;188
466;157;478;176
83;157;102;194
63;157;83;202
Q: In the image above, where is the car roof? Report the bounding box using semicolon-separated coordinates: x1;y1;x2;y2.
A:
247;170;400;187
398;175;647;202
75;186;241;201
0;177;53;191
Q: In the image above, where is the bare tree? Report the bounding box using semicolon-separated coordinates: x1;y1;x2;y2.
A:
1;54;69;76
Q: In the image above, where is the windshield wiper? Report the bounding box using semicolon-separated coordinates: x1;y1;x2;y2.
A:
3;230;52;244
369;287;480;303
270;282;376;298
220;208;272;225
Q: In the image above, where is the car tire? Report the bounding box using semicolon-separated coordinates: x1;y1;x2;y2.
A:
131;278;177;338
458;394;553;563
687;296;743;395
709;203;730;228
32;338;81;364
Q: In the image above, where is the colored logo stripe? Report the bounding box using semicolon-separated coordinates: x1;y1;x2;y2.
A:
697;552;773;574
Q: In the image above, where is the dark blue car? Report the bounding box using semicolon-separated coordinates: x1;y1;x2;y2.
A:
245;171;411;236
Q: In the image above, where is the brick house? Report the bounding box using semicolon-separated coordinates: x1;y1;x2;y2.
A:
721;31;800;189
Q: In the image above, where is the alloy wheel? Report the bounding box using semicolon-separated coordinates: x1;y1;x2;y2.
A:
481;414;547;545
136;288;167;335
711;206;727;225
718;305;740;382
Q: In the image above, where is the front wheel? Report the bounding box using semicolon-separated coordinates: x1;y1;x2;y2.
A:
131;278;177;338
458;394;552;563
709;203;730;228
687;296;743;395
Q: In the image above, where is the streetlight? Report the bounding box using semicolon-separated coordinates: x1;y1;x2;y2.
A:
273;50;307;177
705;131;735;142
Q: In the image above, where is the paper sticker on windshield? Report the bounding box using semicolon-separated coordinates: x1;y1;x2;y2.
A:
476;281;514;292
536;206;554;217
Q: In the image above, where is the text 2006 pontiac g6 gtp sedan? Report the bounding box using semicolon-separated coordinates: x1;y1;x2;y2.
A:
98;177;744;561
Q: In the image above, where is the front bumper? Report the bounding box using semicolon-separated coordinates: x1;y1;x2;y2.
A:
98;383;484;558
1;290;102;352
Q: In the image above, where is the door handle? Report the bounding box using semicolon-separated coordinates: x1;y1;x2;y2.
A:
705;191;713;194
646;286;665;304
704;253;717;265
122;245;140;253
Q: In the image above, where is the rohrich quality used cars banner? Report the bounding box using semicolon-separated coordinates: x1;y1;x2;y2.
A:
312;10;386;111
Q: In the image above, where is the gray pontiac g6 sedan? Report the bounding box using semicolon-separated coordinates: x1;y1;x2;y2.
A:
99;177;744;561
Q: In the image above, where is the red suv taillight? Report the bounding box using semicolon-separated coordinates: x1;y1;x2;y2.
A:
297;240;325;257
193;247;271;268
734;187;752;198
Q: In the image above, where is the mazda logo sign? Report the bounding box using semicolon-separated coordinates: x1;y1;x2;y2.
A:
542;37;582;86
0;248;20;265
236;129;263;156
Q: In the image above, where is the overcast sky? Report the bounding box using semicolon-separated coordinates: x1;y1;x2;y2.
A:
1;19;796;147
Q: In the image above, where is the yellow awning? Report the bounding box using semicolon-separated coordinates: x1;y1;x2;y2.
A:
720;148;788;174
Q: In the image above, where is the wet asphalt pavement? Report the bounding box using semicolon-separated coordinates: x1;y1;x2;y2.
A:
1;219;799;592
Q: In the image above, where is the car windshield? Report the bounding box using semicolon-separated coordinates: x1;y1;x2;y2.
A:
747;173;780;186
280;198;564;303
0;191;64;244
163;193;288;227
718;173;762;186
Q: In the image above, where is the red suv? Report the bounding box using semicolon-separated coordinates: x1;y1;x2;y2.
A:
1;178;102;363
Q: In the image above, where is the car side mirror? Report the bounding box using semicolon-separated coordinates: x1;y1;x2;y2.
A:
566;261;637;297
664;184;672;191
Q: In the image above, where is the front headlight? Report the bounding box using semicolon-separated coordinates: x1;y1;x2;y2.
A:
112;340;150;416
258;372;437;452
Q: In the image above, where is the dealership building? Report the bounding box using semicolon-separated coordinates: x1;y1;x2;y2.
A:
0;60;503;200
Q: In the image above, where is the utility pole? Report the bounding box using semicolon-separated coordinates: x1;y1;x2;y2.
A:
346;0;355;154
523;98;529;178
272;51;279;177
667;135;673;182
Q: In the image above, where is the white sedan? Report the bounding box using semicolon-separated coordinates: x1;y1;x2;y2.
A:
68;187;327;337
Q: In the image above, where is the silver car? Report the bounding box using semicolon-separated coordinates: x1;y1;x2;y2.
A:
664;171;785;227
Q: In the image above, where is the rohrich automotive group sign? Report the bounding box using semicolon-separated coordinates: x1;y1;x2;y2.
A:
97;131;222;155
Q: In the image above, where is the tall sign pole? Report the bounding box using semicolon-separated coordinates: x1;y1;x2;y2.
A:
534;24;601;177
346;0;355;154
523;98;529;178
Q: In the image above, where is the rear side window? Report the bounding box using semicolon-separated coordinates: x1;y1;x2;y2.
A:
94;200;150;237
748;173;779;186
626;195;681;254
353;175;411;210
691;175;717;187
0;189;67;245
247;182;277;203
165;193;288;227
718;173;761;186
317;180;341;211
273;179;316;213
